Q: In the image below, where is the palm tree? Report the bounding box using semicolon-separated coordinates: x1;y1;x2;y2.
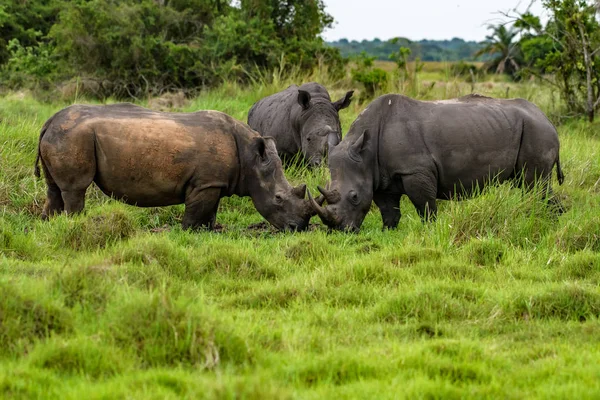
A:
476;24;523;78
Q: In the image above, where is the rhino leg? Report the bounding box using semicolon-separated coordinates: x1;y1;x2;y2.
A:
182;187;222;230
402;172;438;222
515;153;563;213
40;160;65;219
62;189;88;214
42;183;64;220
373;192;401;229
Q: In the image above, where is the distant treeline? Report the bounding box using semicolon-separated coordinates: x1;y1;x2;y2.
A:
327;37;486;62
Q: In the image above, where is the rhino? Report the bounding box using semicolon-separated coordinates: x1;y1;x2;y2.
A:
35;103;315;231
309;94;565;232
247;82;354;167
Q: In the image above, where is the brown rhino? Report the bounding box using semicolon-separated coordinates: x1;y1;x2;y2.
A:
34;103;315;231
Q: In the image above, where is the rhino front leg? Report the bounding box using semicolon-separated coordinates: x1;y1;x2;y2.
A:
182;187;222;230
373;192;401;229
402;172;438;222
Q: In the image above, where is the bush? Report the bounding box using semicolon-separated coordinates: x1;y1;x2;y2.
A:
450;61;481;82
1;0;343;97
351;52;388;100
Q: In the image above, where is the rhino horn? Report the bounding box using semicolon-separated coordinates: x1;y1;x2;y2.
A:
327;131;340;149
292;184;307;199
317;185;340;204
307;188;339;225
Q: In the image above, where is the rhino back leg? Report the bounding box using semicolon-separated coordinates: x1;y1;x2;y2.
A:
513;127;564;213
182;187;222;230
401;171;438;221
373;192;401;229
40;127;96;215
40;160;65;219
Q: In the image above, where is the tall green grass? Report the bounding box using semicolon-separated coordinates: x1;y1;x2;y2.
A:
1;70;600;398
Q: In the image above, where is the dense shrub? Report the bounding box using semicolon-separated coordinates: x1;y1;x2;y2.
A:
0;0;344;97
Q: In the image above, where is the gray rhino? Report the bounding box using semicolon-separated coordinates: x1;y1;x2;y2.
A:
309;94;565;231
247;82;353;167
35;103;315;231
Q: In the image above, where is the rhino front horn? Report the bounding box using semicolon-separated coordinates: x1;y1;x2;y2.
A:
292;184;307;199
317;185;340;204
307;188;339;226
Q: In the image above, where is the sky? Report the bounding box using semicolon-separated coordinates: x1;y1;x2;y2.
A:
322;0;546;42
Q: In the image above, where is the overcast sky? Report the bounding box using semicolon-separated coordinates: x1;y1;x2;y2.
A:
322;0;546;42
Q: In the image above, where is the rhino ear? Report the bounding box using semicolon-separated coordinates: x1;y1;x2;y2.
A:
252;137;270;164
298;90;311;110
333;90;354;111
349;130;370;162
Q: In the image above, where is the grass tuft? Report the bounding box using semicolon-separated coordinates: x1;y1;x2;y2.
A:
285;237;338;264
52;264;113;310
106;291;251;368
200;243;277;280
463;237;505;266
27;337;132;378
55;206;137;251
0;281;72;355
509;284;600;321
552;216;600;252
285;354;380;387
555;250;600;281
390;247;442;266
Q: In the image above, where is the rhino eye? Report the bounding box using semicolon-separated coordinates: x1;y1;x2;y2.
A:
348;190;359;205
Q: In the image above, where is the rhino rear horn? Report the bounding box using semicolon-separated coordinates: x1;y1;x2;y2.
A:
292;184;307;199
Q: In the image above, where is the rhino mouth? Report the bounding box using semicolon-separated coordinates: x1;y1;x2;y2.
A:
282;219;309;232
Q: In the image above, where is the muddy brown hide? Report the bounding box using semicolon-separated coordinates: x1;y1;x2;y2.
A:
35;103;313;231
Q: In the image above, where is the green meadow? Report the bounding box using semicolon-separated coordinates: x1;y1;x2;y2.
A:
1;67;600;399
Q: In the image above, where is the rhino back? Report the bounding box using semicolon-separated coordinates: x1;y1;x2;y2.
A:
42;105;241;207
373;95;526;195
248;87;298;154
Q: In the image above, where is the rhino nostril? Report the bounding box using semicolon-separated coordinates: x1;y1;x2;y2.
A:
288;222;299;231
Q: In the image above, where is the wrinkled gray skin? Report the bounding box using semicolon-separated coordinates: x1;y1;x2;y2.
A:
309;94;565;232
248;82;353;167
35;103;315;231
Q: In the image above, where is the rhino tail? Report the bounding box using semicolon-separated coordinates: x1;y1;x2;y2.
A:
34;115;55;178
556;154;565;185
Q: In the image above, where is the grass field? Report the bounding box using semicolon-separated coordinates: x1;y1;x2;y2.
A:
1;68;600;398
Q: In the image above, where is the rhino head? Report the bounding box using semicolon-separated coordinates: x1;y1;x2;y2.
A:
243;136;318;231
308;130;376;232
295;89;353;167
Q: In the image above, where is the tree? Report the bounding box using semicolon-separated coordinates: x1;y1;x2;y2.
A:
515;0;600;121
475;24;523;78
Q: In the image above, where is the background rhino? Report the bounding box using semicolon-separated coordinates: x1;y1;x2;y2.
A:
35;103;314;231
248;82;353;167
310;94;565;231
